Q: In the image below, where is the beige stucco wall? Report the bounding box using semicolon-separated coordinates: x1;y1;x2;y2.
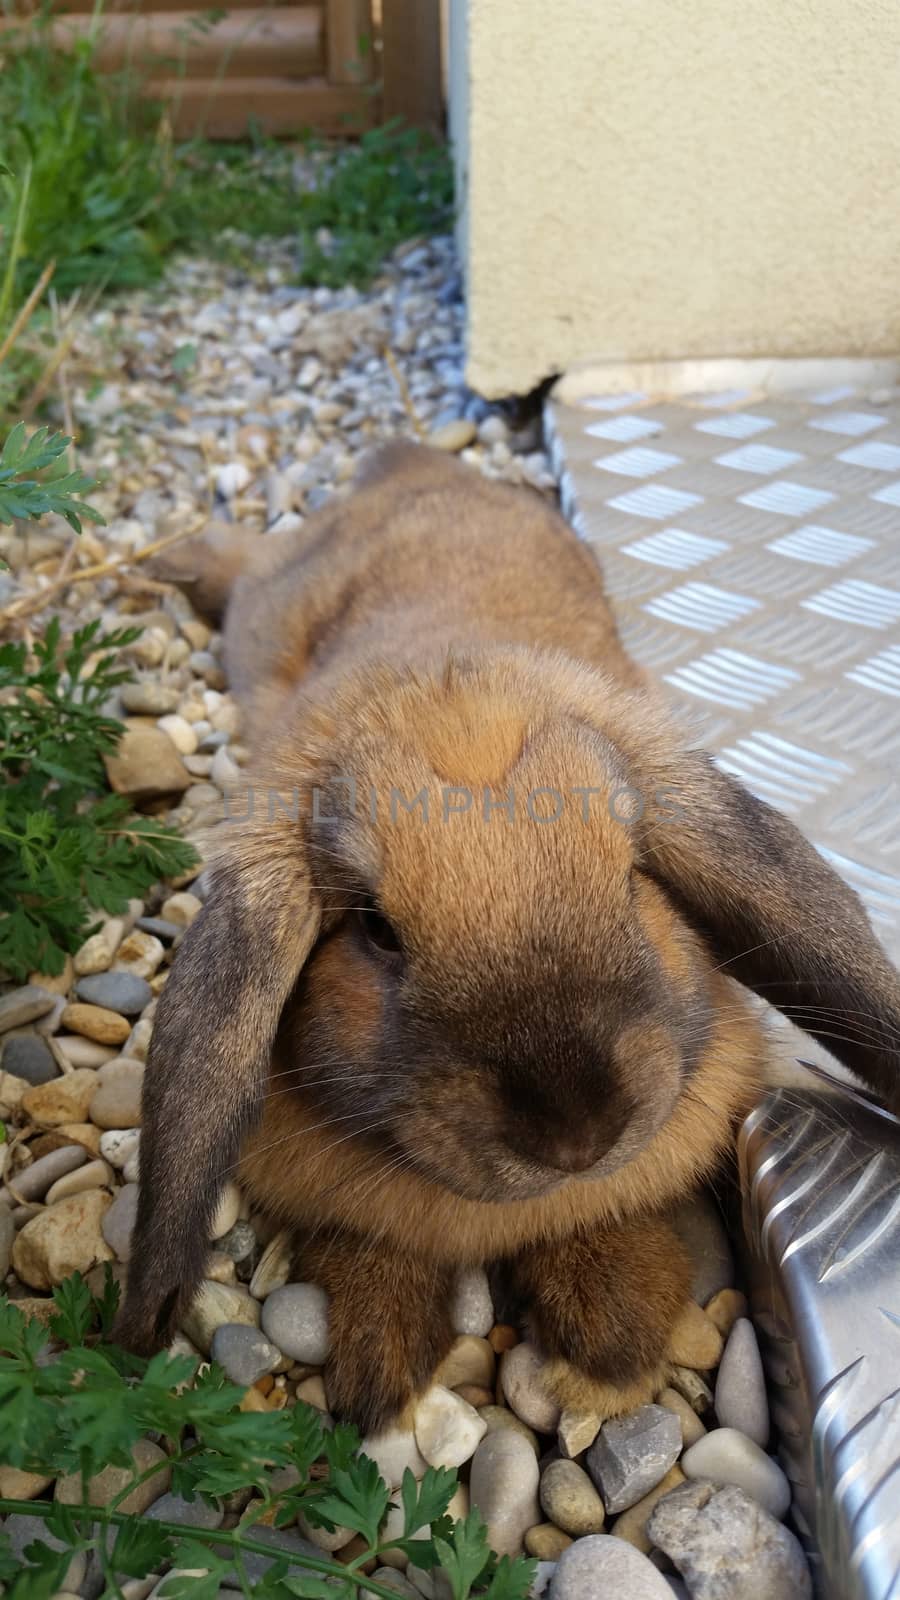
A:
449;0;900;399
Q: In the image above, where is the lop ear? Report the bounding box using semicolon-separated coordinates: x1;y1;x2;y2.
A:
641;752;900;1108
115;842;320;1354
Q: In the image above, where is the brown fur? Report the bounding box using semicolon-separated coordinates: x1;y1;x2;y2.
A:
117;442;900;1430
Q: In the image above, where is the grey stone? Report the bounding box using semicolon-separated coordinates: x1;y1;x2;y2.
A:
681;1428;791;1518
647;1480;812;1599
672;1193;734;1305
218;1219;258;1263
500;1340;561;1433
0;986;57;1035
586;1406;682;1513
362;1572;421;1599
101;1183;139;1261
9;1144;87;1201
715;1318;769;1447
1;1034;59;1085
211;1323;281;1386
4;1514;87;1591
145;1490;223;1529
214;1522;324;1583
261;1282;329;1363
76;972;153;1016
449;1265;494;1336
540;1458;606;1536
469;1430;540;1559
136;916;182;942
549;1534;674;1599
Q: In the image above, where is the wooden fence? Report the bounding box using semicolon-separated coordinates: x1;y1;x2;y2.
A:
0;0;442;137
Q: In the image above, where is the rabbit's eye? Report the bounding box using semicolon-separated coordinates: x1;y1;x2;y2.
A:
357;897;403;959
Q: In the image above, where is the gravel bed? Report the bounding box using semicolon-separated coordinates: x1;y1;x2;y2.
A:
0;233;810;1598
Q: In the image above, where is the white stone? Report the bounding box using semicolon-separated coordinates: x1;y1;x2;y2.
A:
500;1341;561;1433
714;1319;769;1447
414;1385;487;1469
449;1267;494;1336
681;1429;791;1519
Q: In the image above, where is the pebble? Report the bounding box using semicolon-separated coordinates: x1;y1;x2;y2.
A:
478;1405;540;1455
657;1388;707;1448
297;1507;357;1553
74;919;126;975
5;1513;86;1592
586;1406;682;1514
146;1490;223;1529
7;1143;86;1201
75;972;153;1016
160;891;203;926
113;930;166;979
714;1319;769;1446
100;1126;141;1169
470;1430;541;1558
530;1562;557;1598
120;681;181;715
360;1425;428;1488
668;1301;724;1371
0;985;57;1034
46;1159;113;1204
525;1525;571;1561
101;1181;139;1260
249;1229;293;1296
103;722;191;798
681;1429;791;1518
218;1523;324;1584
158;713;199;754
705;1288;749;1339
557;1405;602;1458
363;1570;420;1598
60;1001;131;1046
210;1179;243;1240
0;1466;52;1498
54;1035;118;1069
414;1384;487;1469
673;1194;734;1305
27;956;75;995
428;418;477;452
211;1324;281;1385
89;1058;144;1127
261;1282;329;1363
669;1366;715;1418
12;1189;114;1288
181;1280;262;1353
540;1459;606;1536
219;1218;258;1265
449;1266;494;1336
500;1341;561;1433
0;1204;13;1277
296;1375;329;1411
1;1034;59;1085
56;1438;170;1513
610;1465;685;1553
435;1334;495;1392
647;1480;812;1599
21;1068;98;1126
548;1534;674;1599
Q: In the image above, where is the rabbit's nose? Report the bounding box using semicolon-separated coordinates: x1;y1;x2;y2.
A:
543;1129;613;1174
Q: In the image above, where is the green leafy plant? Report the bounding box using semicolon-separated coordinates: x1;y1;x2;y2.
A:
0;614;198;979
294;121;454;287
0;423;105;533
0;1275;536;1599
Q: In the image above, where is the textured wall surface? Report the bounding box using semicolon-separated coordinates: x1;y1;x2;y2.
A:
451;0;900;398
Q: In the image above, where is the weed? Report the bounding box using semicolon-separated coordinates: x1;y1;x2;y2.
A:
0;1275;535;1598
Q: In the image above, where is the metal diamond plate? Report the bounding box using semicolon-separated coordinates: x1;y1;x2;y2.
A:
548;379;900;1599
546;384;900;968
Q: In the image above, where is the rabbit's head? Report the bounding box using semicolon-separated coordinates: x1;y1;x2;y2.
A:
117;645;900;1351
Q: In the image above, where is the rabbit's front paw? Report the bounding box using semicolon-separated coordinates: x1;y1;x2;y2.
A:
301;1233;455;1436
509;1216;692;1411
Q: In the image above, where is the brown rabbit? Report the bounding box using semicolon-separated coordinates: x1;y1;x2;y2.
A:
116;441;900;1432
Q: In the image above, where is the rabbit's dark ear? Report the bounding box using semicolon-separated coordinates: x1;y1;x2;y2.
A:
115;847;319;1354
643;753;900;1108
